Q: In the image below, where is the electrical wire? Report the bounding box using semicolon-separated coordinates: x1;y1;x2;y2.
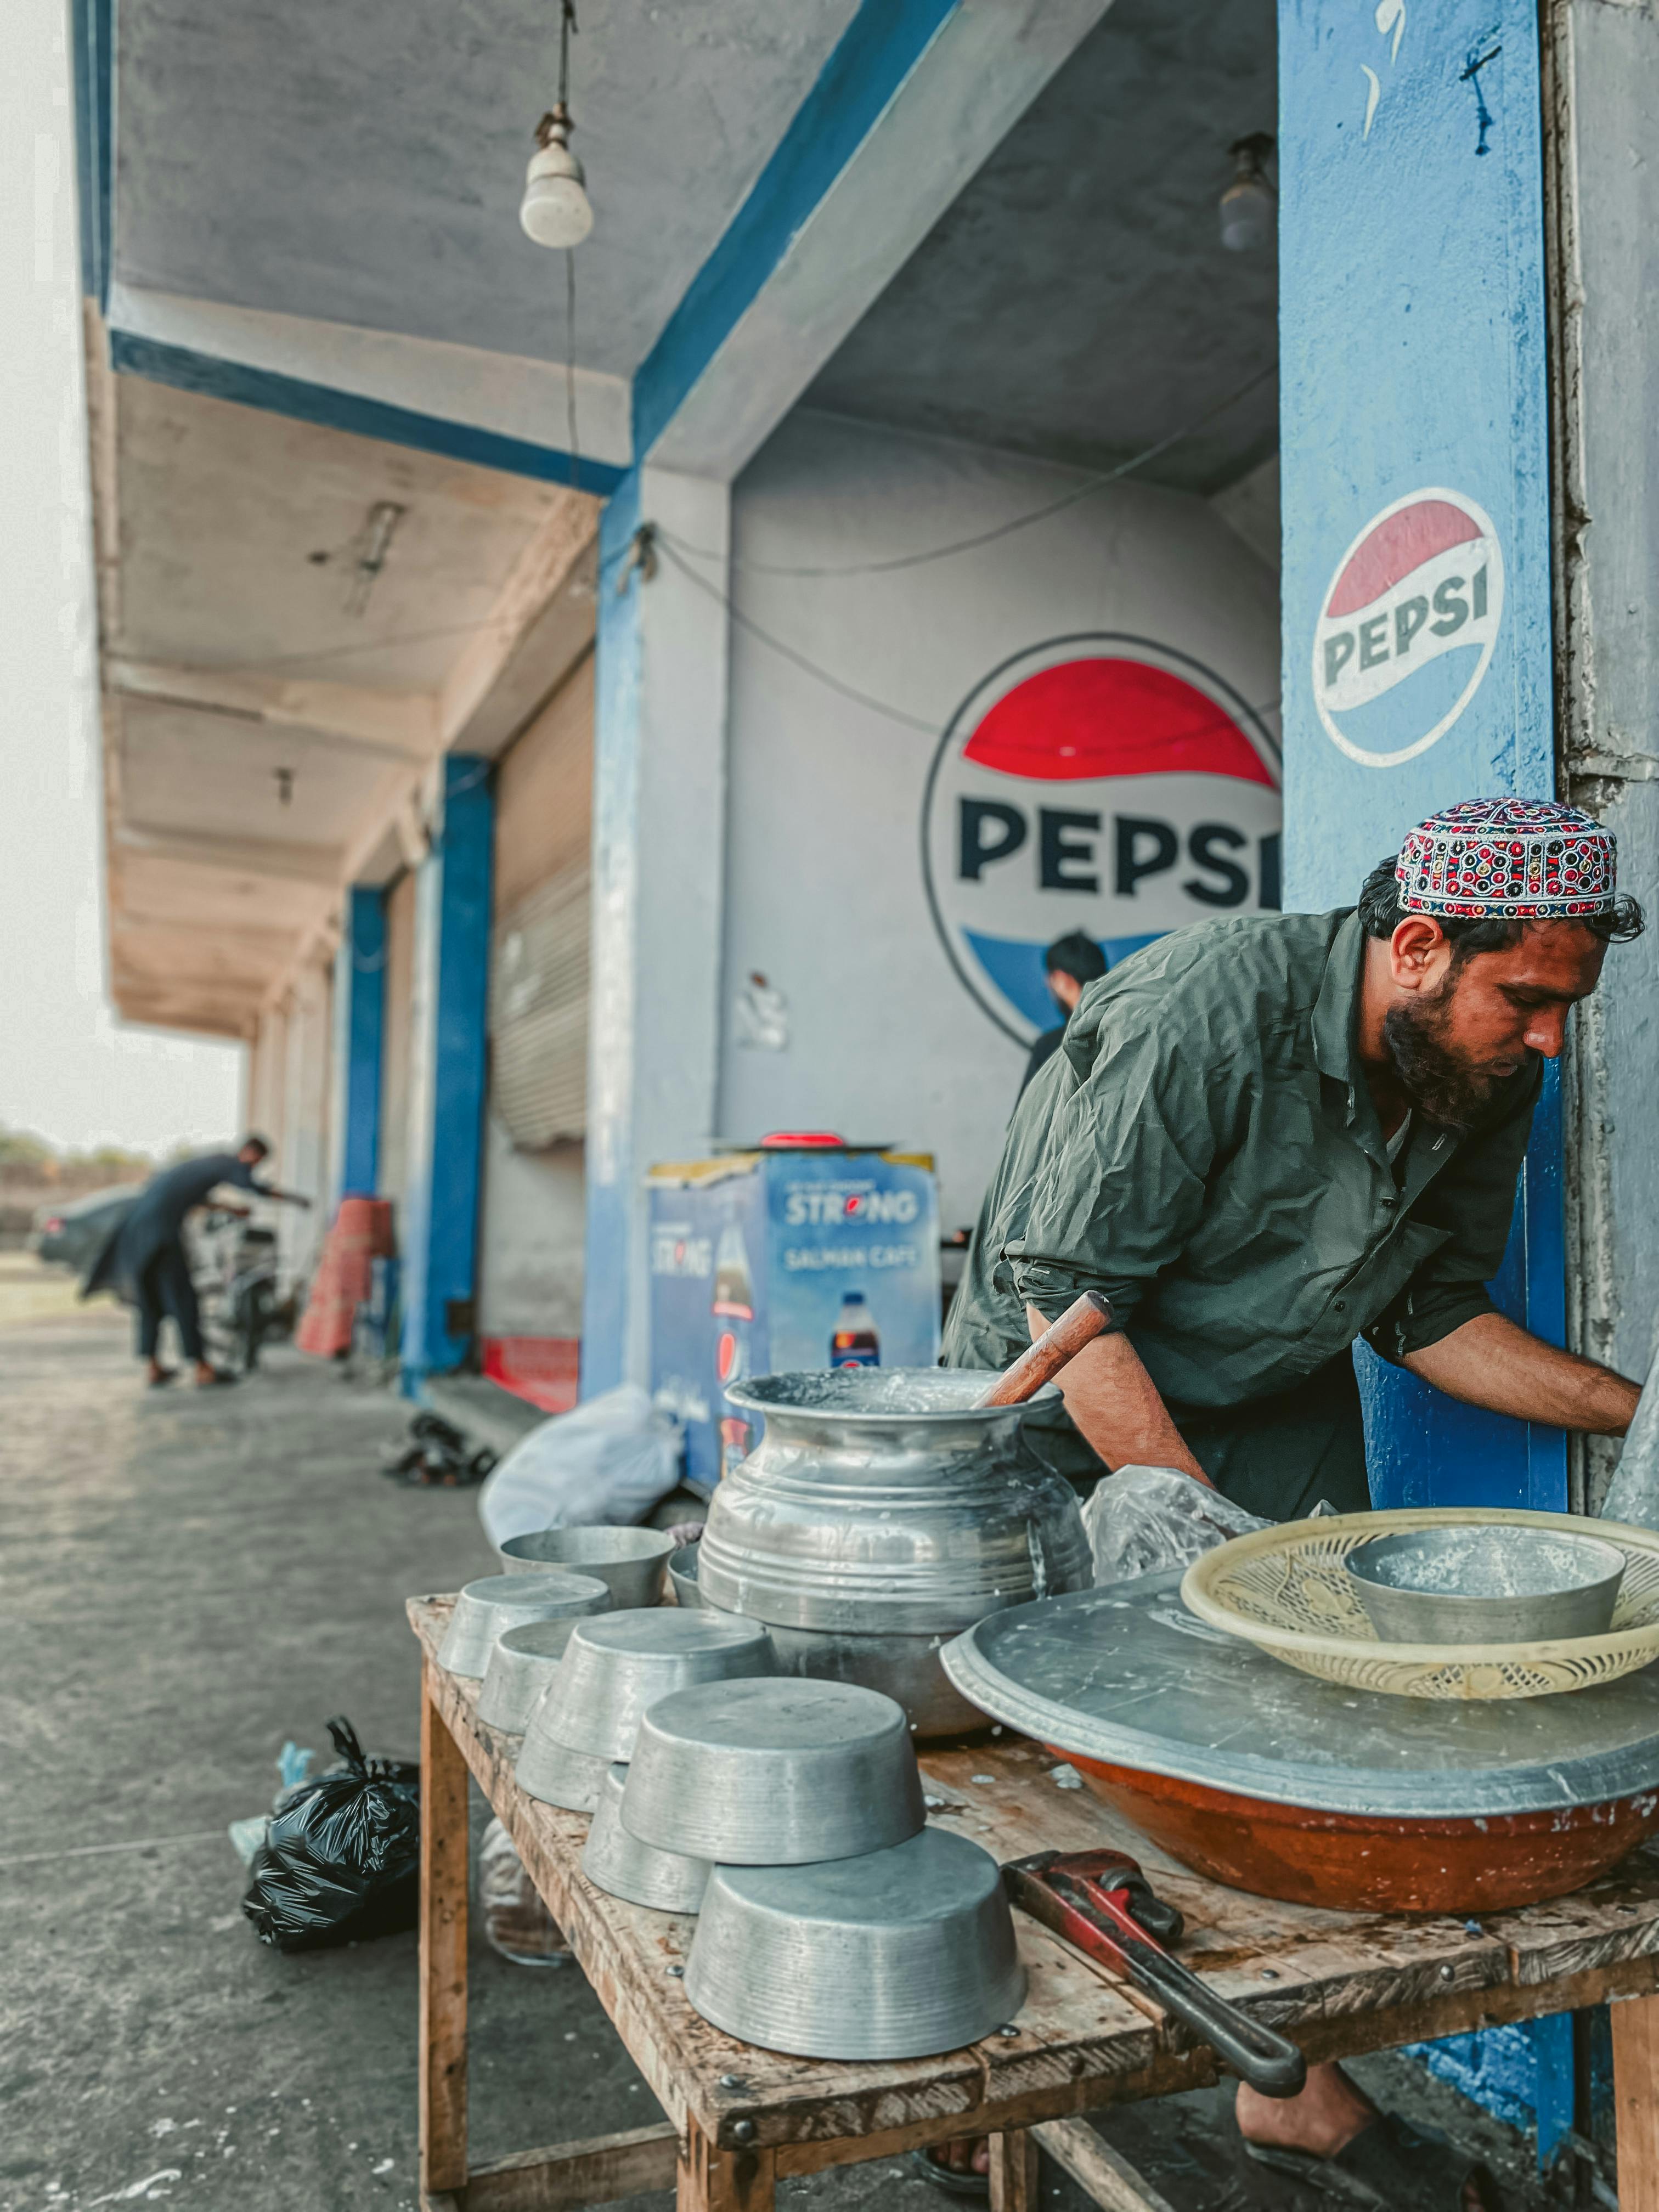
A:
654;362;1277;580
656;531;1282;750
565;250;583;493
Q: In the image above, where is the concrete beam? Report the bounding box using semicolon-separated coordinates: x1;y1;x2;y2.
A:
107;658;437;760
113;823;347;888
636;0;1116;480
105;286;629;493
438;500;599;757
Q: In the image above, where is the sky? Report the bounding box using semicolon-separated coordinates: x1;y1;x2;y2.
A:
0;0;243;1156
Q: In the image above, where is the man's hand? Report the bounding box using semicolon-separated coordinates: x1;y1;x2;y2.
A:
1404;1312;1640;1434
1024;1304;1215;1485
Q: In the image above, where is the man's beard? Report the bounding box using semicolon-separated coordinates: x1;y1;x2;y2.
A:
1381;983;1530;1136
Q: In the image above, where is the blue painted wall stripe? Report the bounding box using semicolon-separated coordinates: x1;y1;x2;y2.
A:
400;759;495;1388
631;0;961;458
108;330;627;494
69;0;114;306
335;887;386;1202
578;471;643;1398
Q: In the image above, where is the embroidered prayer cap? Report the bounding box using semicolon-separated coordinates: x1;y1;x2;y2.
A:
1396;798;1617;921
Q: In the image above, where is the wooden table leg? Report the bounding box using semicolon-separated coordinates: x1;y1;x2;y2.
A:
678;2118;777;2210
420;1656;470;2204
1613;1991;1659;2212
988;2128;1040;2212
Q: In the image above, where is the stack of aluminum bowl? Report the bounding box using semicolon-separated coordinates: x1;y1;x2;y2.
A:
436;1572;610;1679
695;1370;1091;1736
614;1678;1026;2059
516;1609;776;1812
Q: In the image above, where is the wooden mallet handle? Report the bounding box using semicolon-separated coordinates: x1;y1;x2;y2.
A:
975;1290;1114;1408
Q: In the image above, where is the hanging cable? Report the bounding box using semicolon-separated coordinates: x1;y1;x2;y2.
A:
652;363;1277;580
565;250;583;492
655;531;1282;750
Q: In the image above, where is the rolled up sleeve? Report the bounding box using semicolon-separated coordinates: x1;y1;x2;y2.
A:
1003;1020;1231;1330
1361;1070;1541;1365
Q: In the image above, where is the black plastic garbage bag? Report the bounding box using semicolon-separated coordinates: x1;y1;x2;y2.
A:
242;1714;421;1951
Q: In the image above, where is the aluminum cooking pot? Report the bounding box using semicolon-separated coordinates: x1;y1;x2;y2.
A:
696;1368;1091;1737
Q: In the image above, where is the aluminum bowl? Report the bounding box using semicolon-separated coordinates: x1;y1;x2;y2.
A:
583;1762;711;1914
477;1599;609;1734
498;1526;675;1609
435;1572;611;1679
620;1677;926;1865
685;1827;1026;2059
528;1609;777;1765
515;1731;614;1814
1345;1525;1627;1646
668;1543;705;1609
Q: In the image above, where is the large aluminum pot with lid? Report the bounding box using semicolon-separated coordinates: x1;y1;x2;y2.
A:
697;1368;1091;1736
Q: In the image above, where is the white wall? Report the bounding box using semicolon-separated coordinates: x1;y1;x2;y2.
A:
716;410;1282;1234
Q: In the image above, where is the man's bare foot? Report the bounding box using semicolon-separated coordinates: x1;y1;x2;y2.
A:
1235;2059;1374;2158
1238;2064;1498;2211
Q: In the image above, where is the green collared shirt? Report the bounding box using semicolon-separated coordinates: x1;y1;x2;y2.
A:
943;908;1539;1409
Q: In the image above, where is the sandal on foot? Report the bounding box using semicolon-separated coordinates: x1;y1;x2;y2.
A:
911;2146;990;2199
146;1369;178;1388
1244;2111;1504;2210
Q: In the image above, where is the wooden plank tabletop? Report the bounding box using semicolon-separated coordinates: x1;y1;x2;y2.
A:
409;1593;1659;2156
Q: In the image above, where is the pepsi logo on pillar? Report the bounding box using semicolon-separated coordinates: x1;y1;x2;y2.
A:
1313;489;1504;770
921;636;1282;1042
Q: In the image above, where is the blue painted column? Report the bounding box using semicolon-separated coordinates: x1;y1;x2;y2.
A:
1278;0;1576;2145
580;467;732;1396
401;758;494;1390
329;887;386;1207
1278;0;1565;1515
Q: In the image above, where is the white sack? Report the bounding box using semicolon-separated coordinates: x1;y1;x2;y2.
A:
478;1384;681;1545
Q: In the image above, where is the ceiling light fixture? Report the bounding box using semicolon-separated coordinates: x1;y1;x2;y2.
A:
521;1;593;250
344;501;406;619
1220;133;1276;252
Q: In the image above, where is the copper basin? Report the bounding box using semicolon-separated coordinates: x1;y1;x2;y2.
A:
1065;1751;1659;1914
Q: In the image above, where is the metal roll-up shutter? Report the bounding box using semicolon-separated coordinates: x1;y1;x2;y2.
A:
490;858;590;1147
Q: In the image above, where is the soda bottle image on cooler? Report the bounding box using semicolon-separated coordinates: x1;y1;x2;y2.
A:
712;1222;755;1479
830;1289;880;1369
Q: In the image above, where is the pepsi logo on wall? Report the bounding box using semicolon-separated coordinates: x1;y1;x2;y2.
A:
1313;488;1504;769
921;635;1282;1043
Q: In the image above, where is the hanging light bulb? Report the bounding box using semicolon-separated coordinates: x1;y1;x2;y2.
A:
520;1;592;249
1219;133;1276;252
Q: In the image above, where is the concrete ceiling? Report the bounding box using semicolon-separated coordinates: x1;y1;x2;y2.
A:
98;372;599;1036
803;0;1278;495
113;377;567;690
115;0;859;375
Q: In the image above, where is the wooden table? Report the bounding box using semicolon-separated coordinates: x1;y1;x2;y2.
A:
410;1594;1659;2212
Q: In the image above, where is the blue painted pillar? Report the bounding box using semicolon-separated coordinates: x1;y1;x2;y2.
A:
401;758;494;1389
580;467;732;1397
329;887;386;1207
1278;0;1566;1513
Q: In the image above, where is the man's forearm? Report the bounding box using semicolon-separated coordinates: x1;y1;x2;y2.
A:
1404;1311;1640;1434
1025;1305;1213;1485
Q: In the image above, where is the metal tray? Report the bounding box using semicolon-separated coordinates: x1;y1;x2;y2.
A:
941;1572;1659;1820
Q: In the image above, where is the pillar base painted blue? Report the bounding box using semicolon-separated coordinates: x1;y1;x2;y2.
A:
400;758;494;1391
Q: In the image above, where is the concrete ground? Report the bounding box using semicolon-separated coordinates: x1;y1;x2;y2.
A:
0;1267;1556;2212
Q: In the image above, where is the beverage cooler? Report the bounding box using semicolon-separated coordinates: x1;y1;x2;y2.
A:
647;1143;942;1496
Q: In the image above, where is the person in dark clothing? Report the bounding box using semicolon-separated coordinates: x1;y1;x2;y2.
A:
1017;932;1108;1098
82;1135;310;1386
